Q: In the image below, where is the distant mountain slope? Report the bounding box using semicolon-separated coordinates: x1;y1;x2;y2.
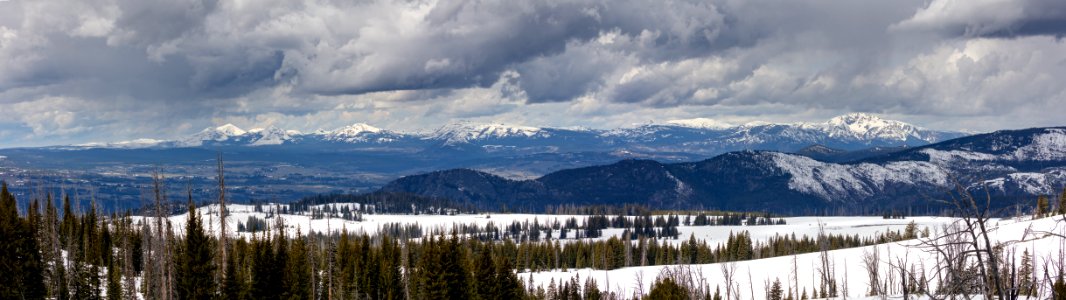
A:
0;114;971;210
381;127;1066;213
63;113;964;156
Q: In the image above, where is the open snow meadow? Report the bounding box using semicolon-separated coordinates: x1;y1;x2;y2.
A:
151;203;972;245
137;202;1066;299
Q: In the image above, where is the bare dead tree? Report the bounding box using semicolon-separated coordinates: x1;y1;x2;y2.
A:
721;262;738;300
152;171;172;300
950;181;1005;299
792;254;800;300
748;266;756;300
217;153;228;284
816;221;837;297
862;245;882;297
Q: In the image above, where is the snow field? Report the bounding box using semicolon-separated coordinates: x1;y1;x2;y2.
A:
521;216;1066;300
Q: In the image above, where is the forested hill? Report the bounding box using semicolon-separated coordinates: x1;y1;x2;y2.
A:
381;127;1066;214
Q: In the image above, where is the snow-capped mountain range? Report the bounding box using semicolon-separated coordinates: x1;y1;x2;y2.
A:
5;113;1063;212
381;126;1066;213
75;113;965;155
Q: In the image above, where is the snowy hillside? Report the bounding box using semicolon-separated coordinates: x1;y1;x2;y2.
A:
764;152;950;201
524;215;1066;299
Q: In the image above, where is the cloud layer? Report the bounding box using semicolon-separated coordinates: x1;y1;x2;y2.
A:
1;0;1064;146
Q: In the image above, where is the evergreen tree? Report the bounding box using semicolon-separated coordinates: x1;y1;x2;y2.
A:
1018;249;1035;297
583;277;601;300
648;277;688;299
496;251;523;299
1058;187;1066;215
0;182;47;299
107;258;122;300
473;247;498;299
175;200;217;299
1054;272;1066;300
222;242;246;300
1036;195;1050;218
284;234;312;299
378;237;405;300
769;278;784;300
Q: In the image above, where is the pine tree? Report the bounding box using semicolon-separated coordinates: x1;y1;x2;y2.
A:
496;251;523;299
284;234;312;299
1054;272;1066;300
770;278;784;300
175;199;217;299
648;277;688;299
0;182;47;299
1018;249;1035;297
107;258;122;300
474;246;498;300
1058;187;1066;215
222;242;245;300
1036;195;1050;218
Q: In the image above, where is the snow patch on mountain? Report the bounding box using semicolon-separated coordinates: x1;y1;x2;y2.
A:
921;129;1066;163
663;118;734;129
977;169;1066;195
180;124;248;146
430;122;547;145
766;152;949;201
324;123;391;143
817;113;934;142
1010;129;1066;161
247;126;292;146
921;149;998;163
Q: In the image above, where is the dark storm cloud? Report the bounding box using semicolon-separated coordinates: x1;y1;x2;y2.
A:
892;0;1066;38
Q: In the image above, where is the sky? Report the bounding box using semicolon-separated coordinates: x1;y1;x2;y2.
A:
1;0;1065;146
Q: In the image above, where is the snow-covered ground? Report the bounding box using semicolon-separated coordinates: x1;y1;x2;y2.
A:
521;216;1066;299
130;203;1065;299
143;204;967;246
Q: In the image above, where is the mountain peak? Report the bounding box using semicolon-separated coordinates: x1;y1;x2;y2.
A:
323;123;390;143
820;113;927;142
431;121;545;144
332;123;383;135
826;113;890;127
212;123;247;136
664;118;734;129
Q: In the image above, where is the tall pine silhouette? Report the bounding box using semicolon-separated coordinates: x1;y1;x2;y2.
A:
176;198;217;299
0;182;46;299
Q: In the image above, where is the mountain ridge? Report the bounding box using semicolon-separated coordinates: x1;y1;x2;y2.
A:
64;113;964;153
379;126;1066;213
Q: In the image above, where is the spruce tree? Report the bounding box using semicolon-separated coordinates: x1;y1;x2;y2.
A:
106;258;122;300
175;199;217;299
495;251;523;299
1018;249;1035;297
1037;195;1050;218
284;234;312;299
474;247;498;299
1054;272;1066;300
648;277;688;299
222;243;244;300
0;182;47;299
1058;187;1066;215
770;279;784;300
